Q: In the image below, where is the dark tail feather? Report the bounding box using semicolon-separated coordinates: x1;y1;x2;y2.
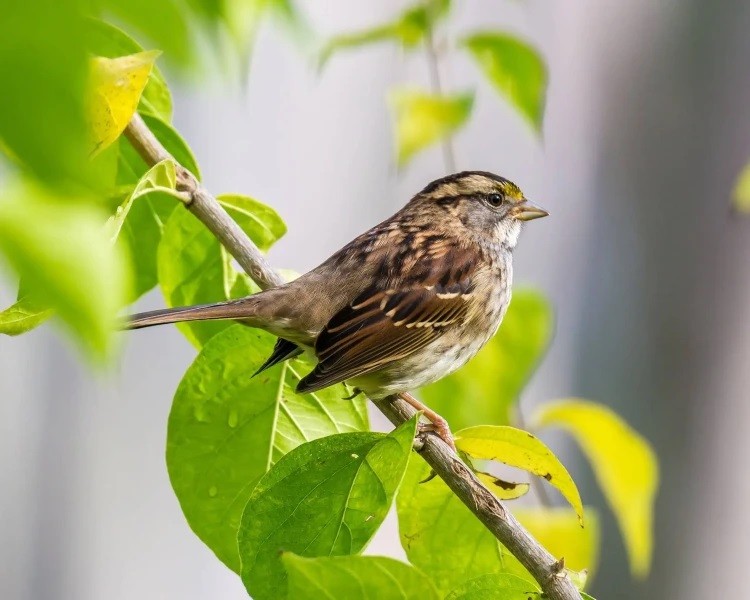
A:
125;298;259;330
252;338;303;376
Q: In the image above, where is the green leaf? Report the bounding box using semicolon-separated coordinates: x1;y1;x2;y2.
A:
389;88;474;166
282;554;440;600
157;193;286;346
445;573;540;599
238;416;418;600
0;295;52;336
397;456;510;595
421;287;552;429
106;160;177;239
83;18;172;122
533;400;659;578
118;111;201;185
167;325;369;572
733;161;750;213
0;184;131;360
455;425;584;524
511;507;600;581
0;0;88;183
463;32;547;132
106;160;182;300
320;0;450;66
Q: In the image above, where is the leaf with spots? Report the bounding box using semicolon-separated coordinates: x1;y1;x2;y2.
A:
238;416;417;600
87;51;160;156
166;325;369;573
455;425;584;524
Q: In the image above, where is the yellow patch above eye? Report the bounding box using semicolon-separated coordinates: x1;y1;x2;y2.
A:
499;181;524;201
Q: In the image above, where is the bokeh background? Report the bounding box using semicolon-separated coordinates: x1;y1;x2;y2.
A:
2;1;750;598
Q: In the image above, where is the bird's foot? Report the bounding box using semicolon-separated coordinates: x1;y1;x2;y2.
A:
342;387;363;400
398;392;456;452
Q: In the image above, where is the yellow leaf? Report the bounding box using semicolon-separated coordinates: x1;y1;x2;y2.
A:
389;88;474;166
733;161;750;213
87;50;160;156
455;425;584;524
512;507;600;578
532;400;658;578
475;472;530;501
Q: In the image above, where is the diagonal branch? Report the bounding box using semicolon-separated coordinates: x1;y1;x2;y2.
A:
124;113;582;600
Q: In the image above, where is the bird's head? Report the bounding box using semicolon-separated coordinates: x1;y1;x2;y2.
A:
412;171;548;250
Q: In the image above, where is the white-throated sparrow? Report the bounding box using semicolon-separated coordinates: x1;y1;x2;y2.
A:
127;171;548;448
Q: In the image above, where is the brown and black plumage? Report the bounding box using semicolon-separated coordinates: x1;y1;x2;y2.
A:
127;171;548;446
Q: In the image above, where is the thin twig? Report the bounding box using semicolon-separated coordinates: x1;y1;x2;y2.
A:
123;114;582;600
424;24;457;172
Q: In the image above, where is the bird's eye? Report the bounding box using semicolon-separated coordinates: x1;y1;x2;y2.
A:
487;193;503;207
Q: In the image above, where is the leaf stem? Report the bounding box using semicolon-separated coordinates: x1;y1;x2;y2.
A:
123;114;582;600
424;26;457;173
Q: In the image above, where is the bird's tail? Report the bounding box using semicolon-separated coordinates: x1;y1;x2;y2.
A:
125;297;261;330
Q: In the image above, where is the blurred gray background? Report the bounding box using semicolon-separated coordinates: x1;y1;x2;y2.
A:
2;0;750;598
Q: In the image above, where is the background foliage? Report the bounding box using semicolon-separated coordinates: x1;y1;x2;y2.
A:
0;1;664;599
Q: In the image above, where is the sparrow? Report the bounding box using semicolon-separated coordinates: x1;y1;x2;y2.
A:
127;171;548;449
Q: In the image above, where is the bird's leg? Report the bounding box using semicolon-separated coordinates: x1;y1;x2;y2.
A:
397;391;456;452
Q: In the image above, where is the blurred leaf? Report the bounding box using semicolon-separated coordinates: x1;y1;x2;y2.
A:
167;324;368;572
0;185;131;359
511;507;599;580
397;456;510;595
733;161;750;213
389;88;474;166
98;0;193;65
0;0;88;183
320;0;451;66
475;471;530;501
157;193;285;346
463;32;547;132
445;573;540;599
282;554;440;600
84;18;173;121
238;416;418;599
455;425;583;524
421;288;552;429
533;400;659;578
0;295;52;336
118;111;201;185
88;51;160;157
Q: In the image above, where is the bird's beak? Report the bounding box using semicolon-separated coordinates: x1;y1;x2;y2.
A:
513;199;549;221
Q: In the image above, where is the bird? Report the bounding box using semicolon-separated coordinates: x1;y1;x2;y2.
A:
126;171;548;449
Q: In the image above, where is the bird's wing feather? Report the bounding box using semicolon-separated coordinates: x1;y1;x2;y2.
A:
297;252;478;394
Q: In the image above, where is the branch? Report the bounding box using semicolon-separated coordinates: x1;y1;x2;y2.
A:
123;113;582;600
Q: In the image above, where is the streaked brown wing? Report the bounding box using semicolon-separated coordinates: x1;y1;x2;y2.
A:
296;262;476;394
